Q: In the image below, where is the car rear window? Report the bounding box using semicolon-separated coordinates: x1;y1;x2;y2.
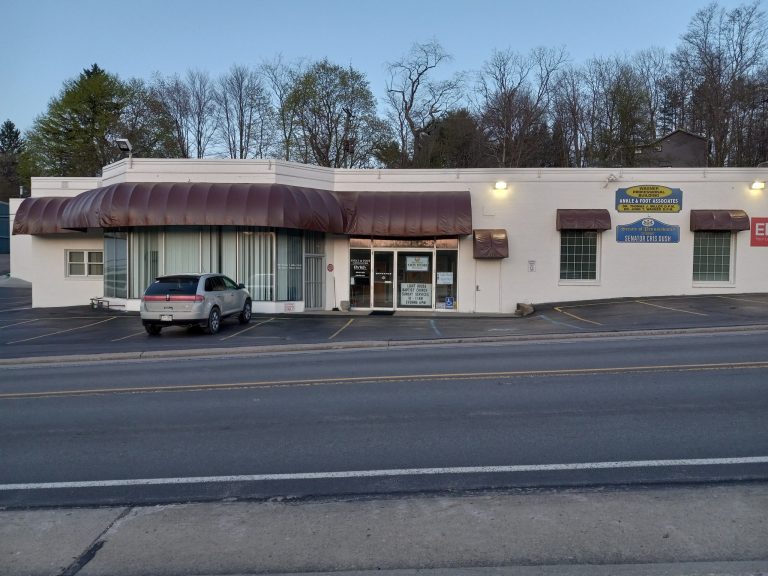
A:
144;277;199;296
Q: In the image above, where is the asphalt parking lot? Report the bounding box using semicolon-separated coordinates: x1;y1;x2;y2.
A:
2;275;768;362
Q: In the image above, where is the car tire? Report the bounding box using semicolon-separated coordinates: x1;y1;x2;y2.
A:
205;306;221;335
145;324;162;336
239;300;252;324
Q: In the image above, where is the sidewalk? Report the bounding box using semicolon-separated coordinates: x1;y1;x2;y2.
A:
3;483;767;575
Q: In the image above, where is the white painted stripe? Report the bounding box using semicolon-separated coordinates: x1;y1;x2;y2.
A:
3;456;767;491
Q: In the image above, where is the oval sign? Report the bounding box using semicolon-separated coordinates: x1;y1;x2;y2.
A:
327;263;334;272
625;185;673;199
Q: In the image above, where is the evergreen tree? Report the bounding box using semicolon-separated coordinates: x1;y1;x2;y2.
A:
0;119;24;201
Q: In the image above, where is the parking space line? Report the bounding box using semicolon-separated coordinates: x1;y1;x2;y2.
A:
6;317;117;344
0;319;39;330
553;306;603;326
112;330;148;342
635;300;707;316
220;318;274;341
716;295;768;305
328;318;354;340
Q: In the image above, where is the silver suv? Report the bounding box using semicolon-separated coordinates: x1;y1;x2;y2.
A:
141;273;252;335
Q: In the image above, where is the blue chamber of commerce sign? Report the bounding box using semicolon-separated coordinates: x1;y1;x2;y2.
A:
616;218;680;243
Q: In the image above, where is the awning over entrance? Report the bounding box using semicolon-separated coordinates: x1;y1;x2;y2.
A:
556;209;612;231
54;182;346;233
14;184;473;238
690;209;750;231
12;196;73;234
473;229;509;259
336;191;472;237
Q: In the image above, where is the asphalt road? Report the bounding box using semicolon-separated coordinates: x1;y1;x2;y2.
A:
2;330;767;508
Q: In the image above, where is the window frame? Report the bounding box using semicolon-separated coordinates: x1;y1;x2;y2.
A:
66;250;104;278
692;230;736;286
558;229;601;285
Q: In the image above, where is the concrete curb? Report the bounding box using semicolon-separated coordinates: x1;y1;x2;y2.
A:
2;323;768;366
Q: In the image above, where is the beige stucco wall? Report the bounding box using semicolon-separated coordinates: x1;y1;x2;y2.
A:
11;160;768;311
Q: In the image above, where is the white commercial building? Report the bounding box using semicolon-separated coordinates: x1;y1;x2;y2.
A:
10;158;768;313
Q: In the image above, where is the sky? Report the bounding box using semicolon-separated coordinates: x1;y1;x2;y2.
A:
2;0;764;133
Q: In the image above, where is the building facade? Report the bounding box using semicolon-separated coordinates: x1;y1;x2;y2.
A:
10;159;768;313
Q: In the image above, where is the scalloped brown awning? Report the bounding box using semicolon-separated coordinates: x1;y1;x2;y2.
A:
473;229;509;259
14;183;473;237
556;209;612;231
335;191;472;237
690;209;750;231
12;196;73;235
57;182;346;233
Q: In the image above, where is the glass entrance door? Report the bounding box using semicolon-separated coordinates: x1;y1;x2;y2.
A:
373;251;394;308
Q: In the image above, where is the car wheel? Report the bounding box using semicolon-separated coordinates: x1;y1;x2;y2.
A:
145;324;162;336
205;306;221;335
238;300;252;324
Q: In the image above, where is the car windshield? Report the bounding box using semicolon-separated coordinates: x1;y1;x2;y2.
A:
144;277;199;296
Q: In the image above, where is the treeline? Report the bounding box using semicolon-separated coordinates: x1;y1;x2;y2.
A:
1;2;766;202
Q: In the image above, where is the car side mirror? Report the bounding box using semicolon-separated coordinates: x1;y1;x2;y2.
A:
238;283;246;290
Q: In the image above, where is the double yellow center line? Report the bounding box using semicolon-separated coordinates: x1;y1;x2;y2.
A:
1;360;767;400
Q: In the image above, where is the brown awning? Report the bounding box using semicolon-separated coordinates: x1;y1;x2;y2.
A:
556;209;612;231
473;229;509;259
14;184;473;238
690;210;750;231
336;191;472;237
58;182;346;233
12;197;73;234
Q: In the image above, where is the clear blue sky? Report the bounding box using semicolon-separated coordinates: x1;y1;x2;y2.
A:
2;0;762;133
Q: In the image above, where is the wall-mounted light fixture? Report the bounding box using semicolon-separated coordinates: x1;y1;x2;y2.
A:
751;180;765;190
494;181;508;190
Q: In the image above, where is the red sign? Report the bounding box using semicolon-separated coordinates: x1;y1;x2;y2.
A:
751;218;768;247
327;263;334;272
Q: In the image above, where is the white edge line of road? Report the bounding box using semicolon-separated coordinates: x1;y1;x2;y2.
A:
3;456;768;491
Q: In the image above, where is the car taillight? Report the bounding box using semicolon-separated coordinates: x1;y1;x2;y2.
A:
141;295;205;302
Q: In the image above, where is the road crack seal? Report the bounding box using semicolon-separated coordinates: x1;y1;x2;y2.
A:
57;506;132;576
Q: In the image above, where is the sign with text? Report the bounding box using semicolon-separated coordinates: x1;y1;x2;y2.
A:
616;185;682;213
616;218;680;243
751;217;768;247
400;283;432;306
436;272;454;285
406;256;430;272
350;257;370;278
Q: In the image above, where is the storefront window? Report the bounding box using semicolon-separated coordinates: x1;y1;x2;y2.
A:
129;230;159;298
240;230;274;301
277;229;303;301
435;250;458;309
349;249;371;307
104;232;127;298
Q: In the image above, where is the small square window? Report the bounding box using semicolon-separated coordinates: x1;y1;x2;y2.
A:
67;250;104;277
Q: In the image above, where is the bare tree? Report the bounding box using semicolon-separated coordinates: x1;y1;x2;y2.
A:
385;40;464;167
634;47;670;139
676;1;767;165
151;73;191;158
476;46;567;167
216;65;274;159
551;65;588;166
186;69;218;158
262;56;305;161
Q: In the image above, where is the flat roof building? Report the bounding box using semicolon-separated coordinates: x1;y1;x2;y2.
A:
10;158;768;314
